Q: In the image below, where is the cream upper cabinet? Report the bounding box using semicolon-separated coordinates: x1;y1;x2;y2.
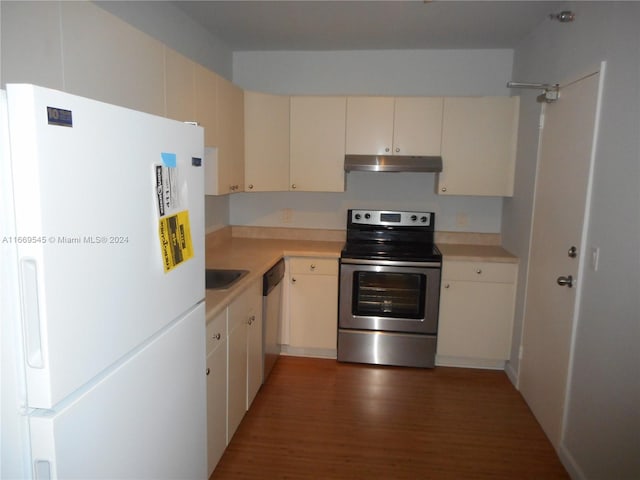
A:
345;97;394;155
438;96;519;196
61;2;165;117
165;48;196;122
216;76;245;194
290;96;346;192
346;96;443;156
194;64;219;148
436;260;518;368
244;91;290;192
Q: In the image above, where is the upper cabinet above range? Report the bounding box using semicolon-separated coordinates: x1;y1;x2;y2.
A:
345;96;443;156
438;96;519;197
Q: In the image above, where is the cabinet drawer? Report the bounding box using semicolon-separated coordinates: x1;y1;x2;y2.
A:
206;310;227;355
289;257;338;275
442;261;517;283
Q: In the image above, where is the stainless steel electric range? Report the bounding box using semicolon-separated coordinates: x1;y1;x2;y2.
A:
338;209;442;368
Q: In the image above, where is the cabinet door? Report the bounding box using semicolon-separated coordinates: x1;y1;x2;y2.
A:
244;91;290;192
289;269;338;351
61;2;165;116
290;96;346;192
194;64;219;147
217;77;245;193
437;280;515;360
393;97;443;156
438;96;519;196
345;97;394;155
246;305;263;409
165;48;195;122
206;339;227;476
226;315;246;443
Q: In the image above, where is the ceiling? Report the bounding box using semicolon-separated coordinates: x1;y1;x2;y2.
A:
172;1;566;51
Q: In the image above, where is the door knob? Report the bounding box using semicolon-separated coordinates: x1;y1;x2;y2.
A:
557;275;574;288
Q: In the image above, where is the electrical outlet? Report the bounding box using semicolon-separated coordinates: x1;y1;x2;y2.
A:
456;213;469;227
281;208;293;224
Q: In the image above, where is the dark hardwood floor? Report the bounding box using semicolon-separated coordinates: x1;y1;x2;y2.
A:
211;356;569;479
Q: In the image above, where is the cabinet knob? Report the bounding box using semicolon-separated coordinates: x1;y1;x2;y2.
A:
310;264;316;271
385;147;390;153
248;184;254;190
476;269;482;274
291;184;297;189
291;277;297;283
248;315;255;325
395;147;400;153
444;283;450;289
213;333;221;340
441;187;447;192
206;368;210;376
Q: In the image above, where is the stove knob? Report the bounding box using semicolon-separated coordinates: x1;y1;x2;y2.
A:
365;213;371;219
421;216;427;223
355;213;361;220
411;215;417;222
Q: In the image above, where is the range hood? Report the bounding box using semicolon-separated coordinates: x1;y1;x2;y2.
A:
344;154;443;173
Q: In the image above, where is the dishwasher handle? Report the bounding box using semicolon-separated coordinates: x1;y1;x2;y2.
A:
263;258;285;296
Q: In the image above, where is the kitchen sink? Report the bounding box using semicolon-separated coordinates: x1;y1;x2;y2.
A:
205;269;249;290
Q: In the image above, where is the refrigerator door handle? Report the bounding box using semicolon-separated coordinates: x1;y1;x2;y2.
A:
20;258;44;368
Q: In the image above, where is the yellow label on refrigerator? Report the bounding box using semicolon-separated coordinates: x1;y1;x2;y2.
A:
158;210;193;272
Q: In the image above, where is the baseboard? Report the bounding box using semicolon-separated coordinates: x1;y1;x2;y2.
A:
558;443;586;480
504;360;519;388
435;354;505;370
281;345;337;359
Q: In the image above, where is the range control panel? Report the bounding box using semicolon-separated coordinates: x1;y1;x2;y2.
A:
349;210;433;227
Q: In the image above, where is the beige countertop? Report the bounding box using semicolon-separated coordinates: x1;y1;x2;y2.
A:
438;243;519;263
205;236;343;322
205;231;517;322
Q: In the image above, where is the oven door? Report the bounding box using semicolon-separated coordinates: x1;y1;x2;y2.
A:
339;260;441;334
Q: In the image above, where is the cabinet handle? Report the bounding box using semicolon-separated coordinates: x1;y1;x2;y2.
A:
206;368;210;376
213;333;221;340
248;184;254;190
291;184;297;189
441;187;447;192
476;269;482;274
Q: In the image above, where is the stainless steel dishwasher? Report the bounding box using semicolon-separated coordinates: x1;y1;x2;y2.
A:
262;258;285;382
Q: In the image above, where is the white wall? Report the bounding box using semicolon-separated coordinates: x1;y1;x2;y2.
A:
503;3;640;478
232;172;501;232
232;49;514;232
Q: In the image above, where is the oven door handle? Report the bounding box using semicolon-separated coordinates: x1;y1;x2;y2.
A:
340;258;442;268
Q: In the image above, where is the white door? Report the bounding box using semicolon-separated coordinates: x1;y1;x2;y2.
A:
519;69;603;447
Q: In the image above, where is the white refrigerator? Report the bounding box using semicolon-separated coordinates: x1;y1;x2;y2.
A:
0;84;207;479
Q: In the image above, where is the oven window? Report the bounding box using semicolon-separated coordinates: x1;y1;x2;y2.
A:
352;271;425;319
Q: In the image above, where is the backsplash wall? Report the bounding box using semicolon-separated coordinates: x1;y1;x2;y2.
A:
230;171;502;232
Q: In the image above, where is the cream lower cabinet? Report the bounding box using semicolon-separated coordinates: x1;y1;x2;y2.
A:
206;310;227;477
436;260;518;368
287;257;338;356
227;279;262;442
438;96;519;197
